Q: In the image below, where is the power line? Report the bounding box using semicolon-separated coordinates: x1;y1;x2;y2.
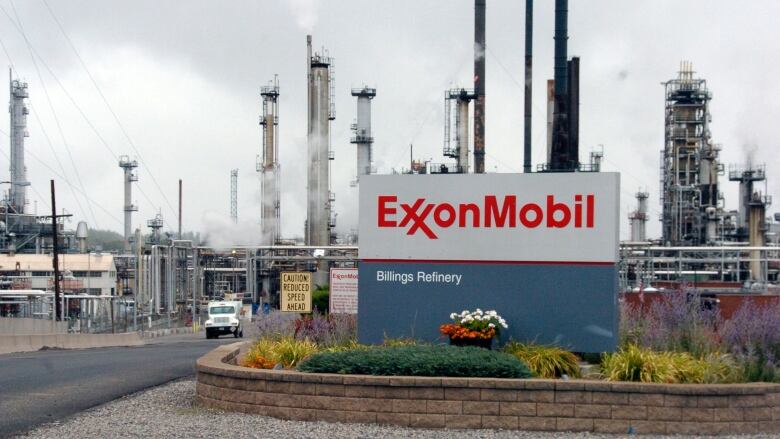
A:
0;144;123;225
3;0;98;227
2;1;160;221
42;0;179;222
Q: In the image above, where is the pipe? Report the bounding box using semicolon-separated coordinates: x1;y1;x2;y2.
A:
473;0;486;174
523;0;533;173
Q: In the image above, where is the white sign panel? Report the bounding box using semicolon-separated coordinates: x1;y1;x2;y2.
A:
329;268;358;314
359;173;620;263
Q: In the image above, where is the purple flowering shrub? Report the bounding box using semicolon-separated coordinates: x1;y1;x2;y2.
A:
255;309;297;340
621;287;780;382
255;309;356;348
720;300;780;382
620;287;721;357
294;313;357;347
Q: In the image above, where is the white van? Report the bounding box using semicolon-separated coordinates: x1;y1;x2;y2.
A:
205;301;243;339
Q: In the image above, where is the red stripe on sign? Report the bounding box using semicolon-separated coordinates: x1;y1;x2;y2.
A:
360;259;614;266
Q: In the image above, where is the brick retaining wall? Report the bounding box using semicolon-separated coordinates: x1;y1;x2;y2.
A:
196;342;780;435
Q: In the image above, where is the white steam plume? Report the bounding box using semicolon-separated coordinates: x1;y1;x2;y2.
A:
288;0;320;32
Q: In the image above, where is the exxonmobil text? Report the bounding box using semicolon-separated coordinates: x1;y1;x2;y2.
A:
377;194;595;239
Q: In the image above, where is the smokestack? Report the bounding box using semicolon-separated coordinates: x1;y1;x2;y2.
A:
550;0;571;171
567;56;580;166
523;0;533;173
473;0;486;174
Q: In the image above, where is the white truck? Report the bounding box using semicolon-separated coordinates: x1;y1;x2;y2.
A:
205;301;244;339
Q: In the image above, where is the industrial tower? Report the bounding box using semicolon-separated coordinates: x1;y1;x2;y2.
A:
230;169;238;224
147;213;163;245
443;88;476;174
118;156;138;253
628;191;649;242
350;86;376;182
9;70;30;212
660;62;722;246
305;35;335;246
259;77;280;245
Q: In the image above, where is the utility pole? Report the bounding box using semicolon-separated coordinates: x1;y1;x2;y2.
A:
51;180;62;321
178;179;182;239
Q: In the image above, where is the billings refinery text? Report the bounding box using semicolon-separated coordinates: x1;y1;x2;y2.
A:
376;194;595;239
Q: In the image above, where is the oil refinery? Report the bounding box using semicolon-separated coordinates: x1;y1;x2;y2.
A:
1;0;778;332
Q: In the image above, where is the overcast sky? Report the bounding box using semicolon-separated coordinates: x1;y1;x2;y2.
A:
1;0;778;244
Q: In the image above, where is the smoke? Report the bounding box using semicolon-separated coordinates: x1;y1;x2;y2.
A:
473;42;485;62
741;141;758;167
288;0;320;32
200;210;263;250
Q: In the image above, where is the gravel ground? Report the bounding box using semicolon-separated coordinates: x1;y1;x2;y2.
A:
17;379;773;439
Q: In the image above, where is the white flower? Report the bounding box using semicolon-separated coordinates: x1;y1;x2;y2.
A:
475;308;483;315
450;313;458;319
487;310;497;317
488;323;496;328
461;310;468;316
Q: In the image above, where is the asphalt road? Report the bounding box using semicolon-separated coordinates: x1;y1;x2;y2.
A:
0;332;237;437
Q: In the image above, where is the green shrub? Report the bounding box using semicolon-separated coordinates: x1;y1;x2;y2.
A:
298;345;532;378
312;287;329;313
503;342;581;378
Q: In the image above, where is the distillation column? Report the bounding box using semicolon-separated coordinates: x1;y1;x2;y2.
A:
259;78;280;245
444;89;475;173
660;61;716;245
629;191;649;242
119;156;138;253
230;169;238;223
306;35;335;247
749;192;768;282
350;87;376;181
9;71;30;212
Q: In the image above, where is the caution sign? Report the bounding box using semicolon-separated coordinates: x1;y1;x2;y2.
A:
280;272;312;313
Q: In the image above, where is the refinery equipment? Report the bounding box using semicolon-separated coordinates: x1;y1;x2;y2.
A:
660;61;723;246
473;0;486;174
230;169;238;224
118;155;138;253
1;73;76;255
9;69;29;212
543;0;580;172
350;86;376;183
259;77;280;245
147;213;163;245
443;88;475;174
729;164;769;242
305;35;336;247
628;191;649;242
75;221;88;253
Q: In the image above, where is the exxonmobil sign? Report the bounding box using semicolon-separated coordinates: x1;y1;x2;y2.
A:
377;194;595;239
359;173;619;263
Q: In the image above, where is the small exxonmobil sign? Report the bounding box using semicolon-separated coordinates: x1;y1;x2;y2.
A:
359;173;619;263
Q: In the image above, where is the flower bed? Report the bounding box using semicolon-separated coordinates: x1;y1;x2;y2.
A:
197;342;780;435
